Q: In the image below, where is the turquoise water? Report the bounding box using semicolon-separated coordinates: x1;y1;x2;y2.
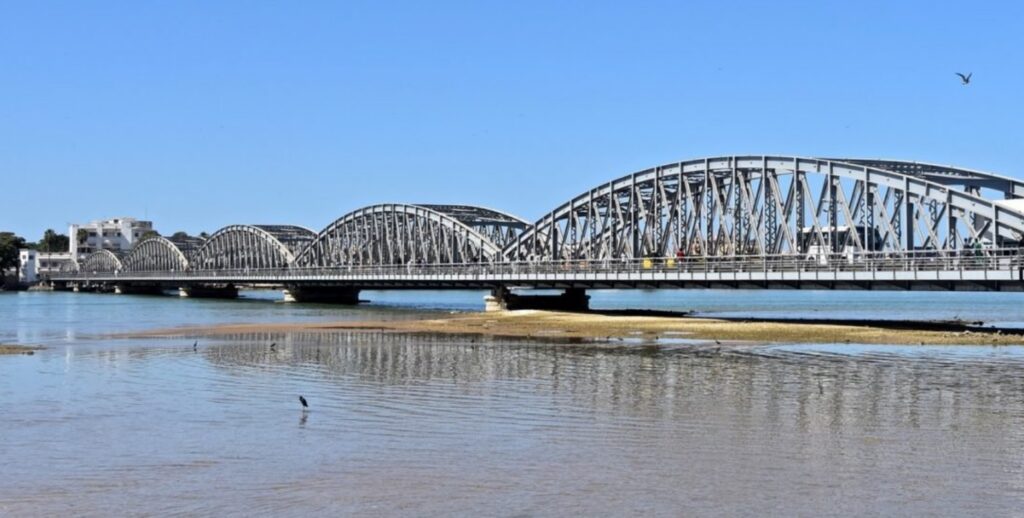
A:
3;290;1024;515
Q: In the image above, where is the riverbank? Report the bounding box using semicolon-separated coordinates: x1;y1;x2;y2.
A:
124;310;1024;346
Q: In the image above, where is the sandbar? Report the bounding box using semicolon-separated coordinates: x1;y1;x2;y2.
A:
120;310;1024;346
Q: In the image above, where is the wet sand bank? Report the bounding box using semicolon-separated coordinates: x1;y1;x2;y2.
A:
0;344;42;355
121;310;1024;346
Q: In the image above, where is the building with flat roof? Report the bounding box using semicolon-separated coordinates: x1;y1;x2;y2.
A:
18;249;73;284
70;217;155;264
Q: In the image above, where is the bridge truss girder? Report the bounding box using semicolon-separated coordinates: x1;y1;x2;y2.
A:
121;236;191;272
505;156;1024;261
833;159;1024;198
190;224;315;271
80;249;123;273
294;204;506;267
414;204;529;250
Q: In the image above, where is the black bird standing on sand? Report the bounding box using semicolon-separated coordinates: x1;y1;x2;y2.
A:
299;395;308;409
956;72;972;85
193;340;198;351
270;342;276;351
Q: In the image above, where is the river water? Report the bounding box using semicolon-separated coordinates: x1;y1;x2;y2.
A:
3;290;1024;516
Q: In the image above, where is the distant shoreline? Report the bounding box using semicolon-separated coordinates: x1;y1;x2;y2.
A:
117;310;1024;346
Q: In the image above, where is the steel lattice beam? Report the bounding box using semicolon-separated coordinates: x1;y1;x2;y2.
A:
121;236;192;272
294;204;510;267
80;249;123;273
190;225;315;270
505;156;1024;262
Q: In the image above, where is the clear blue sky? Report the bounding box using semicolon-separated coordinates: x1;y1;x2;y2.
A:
2;1;1021;239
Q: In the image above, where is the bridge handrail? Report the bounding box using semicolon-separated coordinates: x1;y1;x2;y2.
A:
52;248;1024;281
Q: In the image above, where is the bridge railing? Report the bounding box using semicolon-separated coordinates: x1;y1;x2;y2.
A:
52;248;1024;281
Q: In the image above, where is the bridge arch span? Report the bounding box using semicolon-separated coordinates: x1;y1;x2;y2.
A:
121;236;194;272
190;225;316;271
504;155;1024;261
834;159;1024;199
294;204;515;268
80;249;123;274
414;204;529;250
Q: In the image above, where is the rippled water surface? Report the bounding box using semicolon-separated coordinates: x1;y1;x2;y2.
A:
3;291;1024;516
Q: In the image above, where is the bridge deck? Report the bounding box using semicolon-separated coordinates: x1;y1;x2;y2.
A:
53;253;1024;291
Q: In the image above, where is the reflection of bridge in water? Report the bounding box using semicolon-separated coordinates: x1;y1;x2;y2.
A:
53;156;1024;310
197;330;1024;428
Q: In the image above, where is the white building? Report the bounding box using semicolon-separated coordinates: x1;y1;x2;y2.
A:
70;217;154;263
19;249;73;284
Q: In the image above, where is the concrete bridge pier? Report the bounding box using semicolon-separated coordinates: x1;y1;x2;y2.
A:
179;284;238;299
485;287;590;312
115;284;165;295
282;285;361;304
76;283;113;294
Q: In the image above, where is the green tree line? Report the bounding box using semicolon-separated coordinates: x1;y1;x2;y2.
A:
0;229;71;272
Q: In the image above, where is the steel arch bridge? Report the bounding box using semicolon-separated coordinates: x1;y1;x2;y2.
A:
413;204;529;250
121;236;195;272
831;159;1024;197
79;249;123;274
58;155;1024;306
190;225;316;270
293;204;527;268
504;156;1024;261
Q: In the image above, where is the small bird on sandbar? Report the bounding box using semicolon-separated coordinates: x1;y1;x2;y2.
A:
270;342;276;351
955;72;972;85
193;340;198;351
299;395;308;409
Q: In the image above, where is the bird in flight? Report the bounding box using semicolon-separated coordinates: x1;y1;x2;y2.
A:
955;72;972;85
299;395;308;409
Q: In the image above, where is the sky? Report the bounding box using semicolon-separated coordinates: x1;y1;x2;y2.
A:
2;1;1022;239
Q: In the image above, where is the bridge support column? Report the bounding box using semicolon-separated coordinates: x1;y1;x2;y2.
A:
283;285;361;304
115;284;165;295
179;284;238;299
485;287;590;312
